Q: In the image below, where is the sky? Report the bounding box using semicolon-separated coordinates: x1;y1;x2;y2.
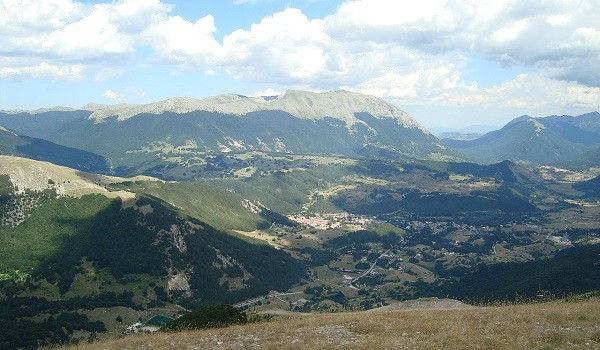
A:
0;0;599;128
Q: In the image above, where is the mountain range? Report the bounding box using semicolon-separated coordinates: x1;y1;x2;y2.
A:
0;90;453;177
442;112;600;166
2;91;599;170
430;125;499;141
1;90;600;348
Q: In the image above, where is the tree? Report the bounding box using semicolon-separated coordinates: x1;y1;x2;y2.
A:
163;304;246;331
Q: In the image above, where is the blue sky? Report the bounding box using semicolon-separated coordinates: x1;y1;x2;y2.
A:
1;0;599;128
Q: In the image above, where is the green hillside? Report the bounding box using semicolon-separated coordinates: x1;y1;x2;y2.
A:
0;191;306;299
210;162;351;213
423;244;600;302
573;175;600;198
540;115;600;146
113;180;294;232
575;146;600;168
0;186;306;348
0;126;110;173
0;191;113;277
574;111;600;132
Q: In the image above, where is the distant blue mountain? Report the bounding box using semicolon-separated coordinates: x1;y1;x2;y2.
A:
442;112;600;165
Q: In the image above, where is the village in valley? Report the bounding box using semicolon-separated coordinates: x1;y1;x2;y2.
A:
230;192;600;313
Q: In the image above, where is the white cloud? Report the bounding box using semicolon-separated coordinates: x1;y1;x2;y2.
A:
221;8;329;83
546;14;571;27
324;0;476;51
0;0;170;60
103;87;147;102
250;88;282;97
0;0;171;79
469;1;600;86
104;89;125;101
431;74;600;111
4;0;598;87
0;0;87;35
351;63;469;105
1;0;599;119
110;0;172;34
204;68;217;76
0;61;84;80
94;67;126;82
322;0;600;87
489;19;530;43
144;14;221;66
213;7;467;93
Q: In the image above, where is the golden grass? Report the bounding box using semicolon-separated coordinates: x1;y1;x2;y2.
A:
0;155;158;199
60;299;600;350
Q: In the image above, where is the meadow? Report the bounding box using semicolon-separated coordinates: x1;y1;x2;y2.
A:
61;296;600;349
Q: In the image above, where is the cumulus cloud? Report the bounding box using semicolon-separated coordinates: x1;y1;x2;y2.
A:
204;68;217;76
250;87;282;97
103;87;147;102
350;61;472;105
0;61;84;81
0;0;170;61
144;14;221;66
1;0;599;115
0;0;87;35
216;7;466;92
104;89;125;101
320;0;600;88
430;73;600;111
324;0;476;52
0;0;172;80
221;8;329;83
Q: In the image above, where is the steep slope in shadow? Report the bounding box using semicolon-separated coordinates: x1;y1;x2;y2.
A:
0;126;110;173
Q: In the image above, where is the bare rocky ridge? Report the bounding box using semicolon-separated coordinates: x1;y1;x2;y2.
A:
85;90;427;132
0;125;18;136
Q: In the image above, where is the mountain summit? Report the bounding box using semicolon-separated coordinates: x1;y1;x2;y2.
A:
85;90;426;131
0;90;452;177
443;112;600;165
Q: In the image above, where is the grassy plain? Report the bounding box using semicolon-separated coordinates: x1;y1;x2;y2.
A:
62;297;600;350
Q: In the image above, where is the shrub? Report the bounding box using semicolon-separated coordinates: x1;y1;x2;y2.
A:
163;304;246;331
355;262;370;269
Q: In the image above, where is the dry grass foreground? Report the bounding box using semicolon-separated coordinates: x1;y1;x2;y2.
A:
62;299;600;350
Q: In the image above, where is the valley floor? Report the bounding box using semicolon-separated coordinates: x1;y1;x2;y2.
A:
62;298;600;350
